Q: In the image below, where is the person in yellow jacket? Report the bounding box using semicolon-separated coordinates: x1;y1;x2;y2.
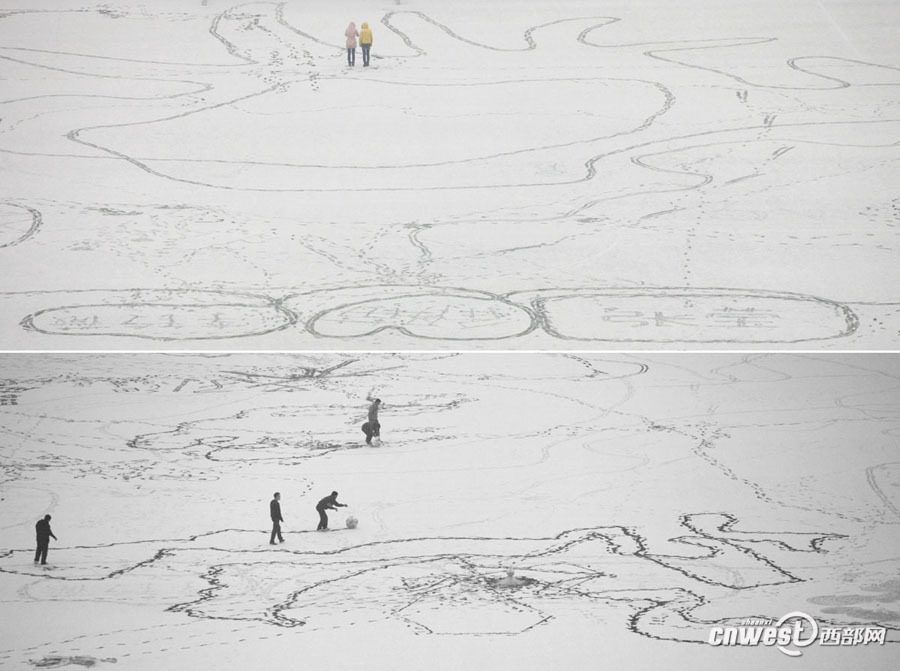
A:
359;21;373;67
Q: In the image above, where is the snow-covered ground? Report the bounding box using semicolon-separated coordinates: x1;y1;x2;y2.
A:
1;0;898;348
0;353;898;669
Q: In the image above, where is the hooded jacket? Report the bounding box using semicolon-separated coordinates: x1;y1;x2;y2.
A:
345;22;358;48
359;22;373;45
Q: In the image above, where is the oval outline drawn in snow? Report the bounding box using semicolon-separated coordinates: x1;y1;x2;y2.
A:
301;289;537;341
518;287;858;343
20;300;296;341
0;202;42;249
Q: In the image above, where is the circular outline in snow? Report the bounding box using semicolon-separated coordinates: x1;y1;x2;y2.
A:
20;299;296;341
0;202;42;248
516;287;858;343
303;290;537;341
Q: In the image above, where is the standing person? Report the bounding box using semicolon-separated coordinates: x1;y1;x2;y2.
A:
34;514;57;565
345;21;359;66
316;491;347;530
362;393;382;445
359;21;373;67
270;492;284;545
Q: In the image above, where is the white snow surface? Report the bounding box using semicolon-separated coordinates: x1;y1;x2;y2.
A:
0;352;898;669
0;0;898;349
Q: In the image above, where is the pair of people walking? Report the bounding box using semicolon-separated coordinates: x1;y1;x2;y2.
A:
345;21;372;67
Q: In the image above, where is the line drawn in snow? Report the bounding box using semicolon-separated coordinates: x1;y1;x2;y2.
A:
1;3;898;348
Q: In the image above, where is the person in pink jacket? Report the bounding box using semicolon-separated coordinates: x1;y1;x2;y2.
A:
345;22;359;67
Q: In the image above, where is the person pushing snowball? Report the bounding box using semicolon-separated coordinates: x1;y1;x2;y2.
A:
316;491;347;531
362;392;382;445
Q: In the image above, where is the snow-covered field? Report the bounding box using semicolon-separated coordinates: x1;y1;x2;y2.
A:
2;1;899;668
1;0;898;348
0;353;898;669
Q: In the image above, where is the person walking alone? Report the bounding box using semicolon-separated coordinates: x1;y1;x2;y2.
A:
316;491;347;530
345;21;359;66
270;492;284;544
359;21;373;67
34;514;57;565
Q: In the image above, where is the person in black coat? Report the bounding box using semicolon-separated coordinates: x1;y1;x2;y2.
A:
316;491;347;530
362;395;382;445
270;492;284;544
34;514;57;565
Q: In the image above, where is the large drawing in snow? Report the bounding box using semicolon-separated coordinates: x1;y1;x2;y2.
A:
0;352;897;668
0;1;898;348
